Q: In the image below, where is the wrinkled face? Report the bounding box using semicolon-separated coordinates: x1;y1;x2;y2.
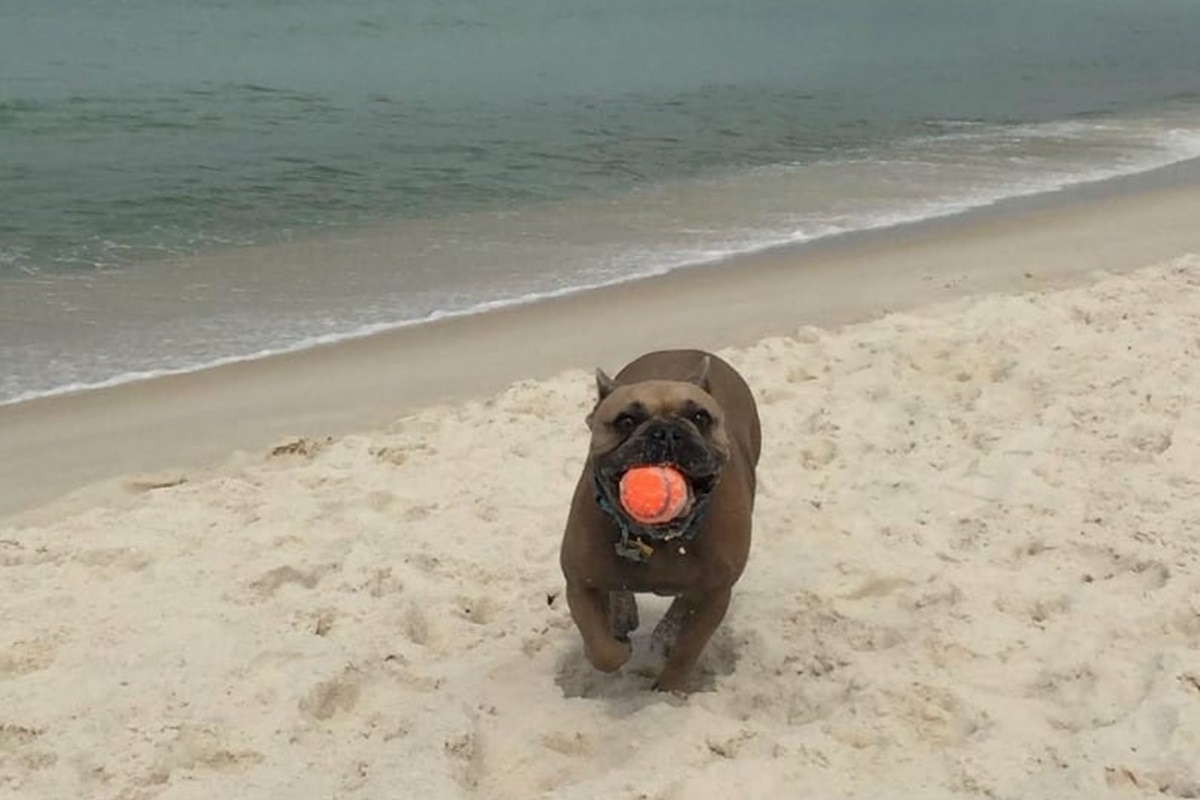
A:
588;379;729;530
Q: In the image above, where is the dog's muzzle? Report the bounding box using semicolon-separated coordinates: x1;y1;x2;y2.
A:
593;423;723;561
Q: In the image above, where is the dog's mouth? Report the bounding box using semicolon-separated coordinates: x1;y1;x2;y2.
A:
597;463;720;540
682;471;719;499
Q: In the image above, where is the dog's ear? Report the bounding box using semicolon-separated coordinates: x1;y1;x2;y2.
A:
594;368;616;401
587;368;617;430
685;355;712;392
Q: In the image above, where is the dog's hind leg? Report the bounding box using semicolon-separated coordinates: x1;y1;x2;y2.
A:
653;588;731;693
608;590;639;642
650;595;686;656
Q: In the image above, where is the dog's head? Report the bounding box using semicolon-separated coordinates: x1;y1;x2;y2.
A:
586;357;728;537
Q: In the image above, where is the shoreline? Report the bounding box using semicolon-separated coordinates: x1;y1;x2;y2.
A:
6;150;1200;412
4;166;1200;519
5;148;1200;409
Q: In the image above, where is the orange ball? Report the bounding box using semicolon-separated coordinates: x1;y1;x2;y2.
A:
619;465;690;524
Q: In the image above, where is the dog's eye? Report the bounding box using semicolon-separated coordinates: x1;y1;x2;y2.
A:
690;409;713;429
613;413;638;434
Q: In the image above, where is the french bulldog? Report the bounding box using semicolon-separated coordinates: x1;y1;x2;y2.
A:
559;349;761;692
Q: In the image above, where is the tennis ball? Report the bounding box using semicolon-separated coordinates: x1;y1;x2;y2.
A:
619;465;690;524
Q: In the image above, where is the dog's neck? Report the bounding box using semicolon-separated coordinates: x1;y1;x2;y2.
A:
592;474;709;563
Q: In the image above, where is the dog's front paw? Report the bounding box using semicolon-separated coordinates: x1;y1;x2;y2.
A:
584;636;632;673
651;666;691;694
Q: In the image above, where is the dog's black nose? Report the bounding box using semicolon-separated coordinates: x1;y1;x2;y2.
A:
648;423;680;444
650;426;666;442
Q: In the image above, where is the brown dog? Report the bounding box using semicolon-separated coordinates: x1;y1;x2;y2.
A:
559;349;761;692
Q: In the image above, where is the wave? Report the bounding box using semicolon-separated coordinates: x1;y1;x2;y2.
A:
5;110;1200;406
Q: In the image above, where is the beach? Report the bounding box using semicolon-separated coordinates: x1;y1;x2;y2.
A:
6;1;1200;795
5;172;1200;519
3;177;1200;798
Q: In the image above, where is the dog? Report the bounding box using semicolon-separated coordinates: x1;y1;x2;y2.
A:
559;349;761;692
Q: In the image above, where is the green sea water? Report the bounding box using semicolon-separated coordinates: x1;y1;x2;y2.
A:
2;0;1199;400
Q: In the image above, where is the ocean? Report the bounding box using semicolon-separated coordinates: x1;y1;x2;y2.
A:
3;0;1200;404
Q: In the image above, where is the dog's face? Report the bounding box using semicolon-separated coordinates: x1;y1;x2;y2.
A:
587;367;729;535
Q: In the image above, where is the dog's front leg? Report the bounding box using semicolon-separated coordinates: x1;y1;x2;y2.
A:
566;581;632;673
653;587;731;692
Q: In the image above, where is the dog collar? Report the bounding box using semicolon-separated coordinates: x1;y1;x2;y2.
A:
593;475;709;564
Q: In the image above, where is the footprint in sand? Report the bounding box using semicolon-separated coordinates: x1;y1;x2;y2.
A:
299;668;363;721
401;603;433;646
454;596;496;626
247;563;336;599
994;592;1071;627
0;638;59;679
0;724;57;774
370;445;410;467
539;730;594;757
363;490;396;512
799;438;838;469
268;436;331;459
402;503;437;522
1030;658;1158;732
73;546;155;572
1106;766;1200;798
443;728;482;792
141;724;264;788
122;471;188;493
1073;544;1171;592
1170;600;1200;645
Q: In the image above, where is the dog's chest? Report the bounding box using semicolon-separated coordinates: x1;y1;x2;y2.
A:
610;547;708;594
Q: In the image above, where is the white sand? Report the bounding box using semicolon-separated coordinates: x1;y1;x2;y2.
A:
4;256;1200;799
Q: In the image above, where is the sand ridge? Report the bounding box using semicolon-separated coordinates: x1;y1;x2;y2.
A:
2;256;1199;798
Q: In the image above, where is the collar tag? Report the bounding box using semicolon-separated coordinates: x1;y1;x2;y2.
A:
614;536;655;563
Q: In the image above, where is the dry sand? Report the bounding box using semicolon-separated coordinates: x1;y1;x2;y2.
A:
4;243;1200;797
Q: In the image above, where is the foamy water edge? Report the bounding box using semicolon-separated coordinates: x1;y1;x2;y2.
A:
6;137;1200;408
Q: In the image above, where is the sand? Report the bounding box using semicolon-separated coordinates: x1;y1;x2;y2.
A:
4;173;1200;798
3;247;1200;797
